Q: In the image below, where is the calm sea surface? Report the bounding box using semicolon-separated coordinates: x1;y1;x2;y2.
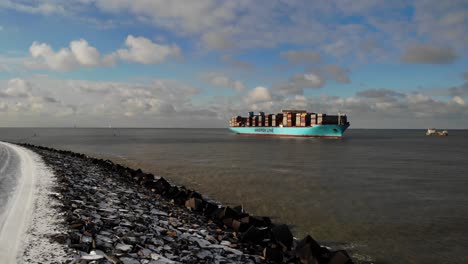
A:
1;128;467;263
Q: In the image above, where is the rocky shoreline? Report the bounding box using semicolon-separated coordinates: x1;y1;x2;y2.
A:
21;143;357;264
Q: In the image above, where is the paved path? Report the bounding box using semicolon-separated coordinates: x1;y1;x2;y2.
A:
0;142;38;263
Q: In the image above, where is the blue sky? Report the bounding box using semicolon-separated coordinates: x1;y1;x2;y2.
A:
0;0;467;128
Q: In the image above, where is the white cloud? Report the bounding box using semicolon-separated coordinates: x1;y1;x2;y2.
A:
116;35;181;64
273;71;327;96
406;93;432;104
201;29;237;50
0;1;66;15
0;78;61;115
37;2;65;15
356;89;404;99
3;78;32;97
247;86;272;103
452;96;465;105
26;40;105;71
0;101;7;112
323;40;350;58
2;0;467;60
23;35;181;71
273;83;304;96
273;65;350;96
28;42;76;71
233;81;246;92
220;54;253;70
303;73;323;86
280;50;321;64
89;0;240;34
0;76;207;126
1;76;468;128
322;64;350;84
291;72;325;88
70;39;101;66
413;0;467;49
448;82;468;97
401;44;458;64
202;72;245;92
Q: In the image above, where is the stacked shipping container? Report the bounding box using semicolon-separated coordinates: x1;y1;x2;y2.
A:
287;113;293;127
253;116;258;127
310;114;317;126
229;116;242;127
317;114;323;125
229;111;347;127
294;112;308;127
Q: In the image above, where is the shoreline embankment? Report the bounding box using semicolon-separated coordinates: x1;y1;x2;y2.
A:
15;143;359;263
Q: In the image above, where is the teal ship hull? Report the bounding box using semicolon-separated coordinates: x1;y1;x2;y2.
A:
229;124;350;138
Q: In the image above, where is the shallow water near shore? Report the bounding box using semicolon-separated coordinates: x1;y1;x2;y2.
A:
1;128;468;263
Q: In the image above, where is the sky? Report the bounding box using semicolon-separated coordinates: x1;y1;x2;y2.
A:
0;0;467;128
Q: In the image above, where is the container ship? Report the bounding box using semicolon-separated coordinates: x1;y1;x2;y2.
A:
229;110;350;138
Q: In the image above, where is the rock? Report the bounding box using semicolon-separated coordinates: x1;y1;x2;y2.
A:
196;250;213;259
185;198;203;212
150;238;164;246
151;209;168;216
154;178;171;194
120;257;141;264
241;226;269;244
191;237;212;248
220;240;231;246
232;219;250;232
80;235;92;243
162;236;175;243
263;244;284;263
271;224;294;250
124;236;138;245
199;229;208;236
81;250;105;260
116;243;133;252
207;244;243;255
138;248;153;259
203;202;218;216
188;191;203;200
295;235;331;264
217;207;239;220
70;243;90;252
150;253;176;263
166;230;177;237
222;217;234;228
163;245;172;251
232;205;244;214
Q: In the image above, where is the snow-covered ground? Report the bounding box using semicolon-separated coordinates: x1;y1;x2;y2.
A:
0;142;68;263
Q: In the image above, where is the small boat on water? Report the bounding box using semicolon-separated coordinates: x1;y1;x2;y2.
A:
426;128;448;136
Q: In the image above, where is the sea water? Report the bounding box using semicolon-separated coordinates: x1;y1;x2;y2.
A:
1;128;467;263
